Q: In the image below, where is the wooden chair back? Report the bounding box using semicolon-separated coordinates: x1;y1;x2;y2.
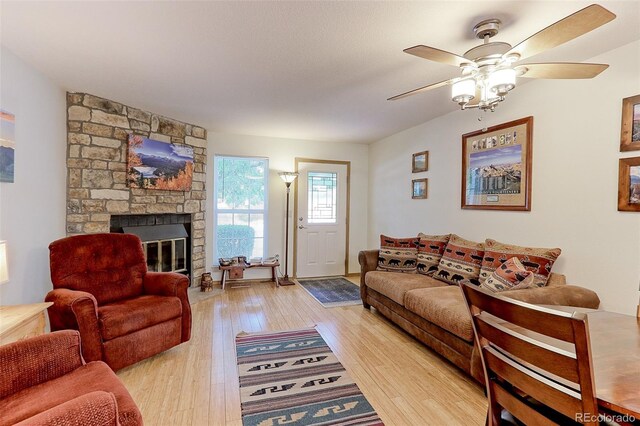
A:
460;282;598;426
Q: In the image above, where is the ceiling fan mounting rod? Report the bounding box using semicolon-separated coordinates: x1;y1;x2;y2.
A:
473;19;501;40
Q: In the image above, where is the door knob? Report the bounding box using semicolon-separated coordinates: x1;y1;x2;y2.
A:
298;225;306;229
299;217;304;221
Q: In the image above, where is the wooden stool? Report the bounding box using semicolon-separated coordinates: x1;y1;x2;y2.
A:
219;261;280;289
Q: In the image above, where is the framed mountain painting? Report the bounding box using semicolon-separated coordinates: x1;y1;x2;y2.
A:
127;135;194;191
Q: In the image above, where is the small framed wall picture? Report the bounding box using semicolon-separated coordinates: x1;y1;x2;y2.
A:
412;178;428;199
620;94;640;152
412;150;429;173
618;157;640;212
0;110;15;183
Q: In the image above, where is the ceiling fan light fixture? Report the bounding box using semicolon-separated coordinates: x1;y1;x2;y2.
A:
451;79;476;105
389;5;615;112
504;53;521;63
488;68;516;97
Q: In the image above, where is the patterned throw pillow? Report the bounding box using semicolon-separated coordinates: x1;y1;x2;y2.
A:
479;239;561;287
416;233;450;276
480;257;535;293
377;235;419;273
480;257;535;292
434;234;485;285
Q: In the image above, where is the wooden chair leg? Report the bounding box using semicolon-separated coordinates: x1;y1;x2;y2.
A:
487;402;501;426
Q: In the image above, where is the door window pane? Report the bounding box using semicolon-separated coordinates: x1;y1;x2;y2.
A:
308;172;337;224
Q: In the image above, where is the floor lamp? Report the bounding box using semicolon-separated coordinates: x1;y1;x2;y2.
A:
278;172;298;286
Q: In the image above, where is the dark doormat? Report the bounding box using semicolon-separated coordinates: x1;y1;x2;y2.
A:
297;277;361;308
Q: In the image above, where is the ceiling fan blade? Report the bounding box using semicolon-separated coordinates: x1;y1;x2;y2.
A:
505;4;615;61
516;62;609;79
388;78;456;101
404;45;470;67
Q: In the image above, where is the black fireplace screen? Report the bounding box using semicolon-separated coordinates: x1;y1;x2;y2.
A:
121;223;189;274
142;238;187;273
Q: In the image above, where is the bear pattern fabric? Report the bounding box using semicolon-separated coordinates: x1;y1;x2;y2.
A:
434;234;484;286
416;233;450;276
377;235;420;273
480;257;535;292
479;239;561;287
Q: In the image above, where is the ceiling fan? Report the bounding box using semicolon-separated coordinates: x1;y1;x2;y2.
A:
388;4;616;112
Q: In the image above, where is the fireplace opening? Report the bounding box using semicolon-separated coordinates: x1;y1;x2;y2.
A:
110;214;192;280
126;226;187;274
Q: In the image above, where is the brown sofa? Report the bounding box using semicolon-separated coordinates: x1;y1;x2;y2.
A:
359;249;601;383
0;330;142;426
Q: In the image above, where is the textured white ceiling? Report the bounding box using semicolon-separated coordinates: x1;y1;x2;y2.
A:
2;1;639;143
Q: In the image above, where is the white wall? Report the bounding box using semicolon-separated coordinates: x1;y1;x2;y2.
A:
206;132;368;280
368;40;640;315
0;47;67;305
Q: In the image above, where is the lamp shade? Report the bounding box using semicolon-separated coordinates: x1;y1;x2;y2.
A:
0;241;8;284
488;68;516;96
451;79;476;104
278;172;299;184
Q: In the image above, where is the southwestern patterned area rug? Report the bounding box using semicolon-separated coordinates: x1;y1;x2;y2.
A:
236;328;384;426
297;277;361;308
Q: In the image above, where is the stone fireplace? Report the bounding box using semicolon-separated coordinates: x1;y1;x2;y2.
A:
65;93;207;286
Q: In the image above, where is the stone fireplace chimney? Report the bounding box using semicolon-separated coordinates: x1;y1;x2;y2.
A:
65;93;207;286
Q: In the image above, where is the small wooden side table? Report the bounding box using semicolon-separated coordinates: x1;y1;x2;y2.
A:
0;302;53;345
219;261;280;289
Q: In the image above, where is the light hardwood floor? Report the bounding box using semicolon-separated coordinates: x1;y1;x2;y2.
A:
117;278;487;425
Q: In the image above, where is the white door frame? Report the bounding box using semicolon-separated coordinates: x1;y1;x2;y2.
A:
293;158;351;278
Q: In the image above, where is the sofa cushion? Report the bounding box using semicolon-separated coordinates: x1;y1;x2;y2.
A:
376;235;420;273
416;233;450;276
480;257;535;292
434;234;484;286
480;239;561;287
404;286;474;342
0;361;142;426
98;295;182;341
547;273;566;287
365;270;445;305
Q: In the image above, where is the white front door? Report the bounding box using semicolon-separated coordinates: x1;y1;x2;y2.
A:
296;162;348;278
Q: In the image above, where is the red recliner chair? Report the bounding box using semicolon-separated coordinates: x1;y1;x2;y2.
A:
46;233;192;371
0;330;142;426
